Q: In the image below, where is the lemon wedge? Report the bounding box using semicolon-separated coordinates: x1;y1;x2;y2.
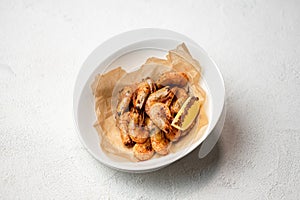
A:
171;96;201;131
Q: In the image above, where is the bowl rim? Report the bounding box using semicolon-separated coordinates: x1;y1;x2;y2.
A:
73;28;225;172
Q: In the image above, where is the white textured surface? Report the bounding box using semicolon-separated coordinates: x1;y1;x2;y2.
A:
1;0;300;199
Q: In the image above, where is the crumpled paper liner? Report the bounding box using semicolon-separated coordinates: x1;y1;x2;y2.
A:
91;43;208;162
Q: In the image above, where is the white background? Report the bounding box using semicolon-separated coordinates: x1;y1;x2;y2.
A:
1;0;300;199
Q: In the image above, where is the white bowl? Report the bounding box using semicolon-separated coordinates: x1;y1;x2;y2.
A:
73;28;225;173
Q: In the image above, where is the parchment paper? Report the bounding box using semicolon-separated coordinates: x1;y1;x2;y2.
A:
91;43;208;162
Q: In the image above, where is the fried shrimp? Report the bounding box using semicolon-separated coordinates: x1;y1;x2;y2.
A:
116;86;134;117
170;87;189;116
145;86;174;114
144;86;181;141
147;103;173;134
145;117;171;155
116;112;135;147
128;108;149;144
133;138;154;161
156;71;189;88
133;77;156;110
